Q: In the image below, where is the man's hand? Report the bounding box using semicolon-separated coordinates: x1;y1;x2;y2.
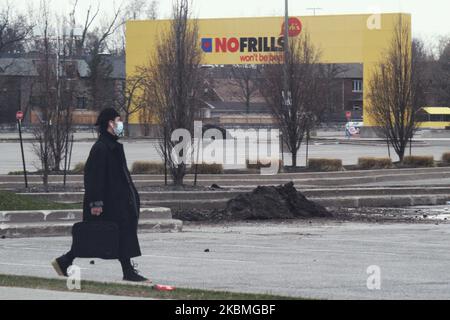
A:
91;207;103;216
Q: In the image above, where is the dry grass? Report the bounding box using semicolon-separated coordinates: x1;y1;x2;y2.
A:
358;157;393;170
189;163;224;174
307;158;343;172
72;162;85;174
131;161;165;174
402;156;434;167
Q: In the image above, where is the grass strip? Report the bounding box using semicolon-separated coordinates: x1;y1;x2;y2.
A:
0;274;299;300
0;191;81;211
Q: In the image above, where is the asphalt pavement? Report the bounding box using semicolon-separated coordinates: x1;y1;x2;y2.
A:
1;219;450;300
0;138;449;174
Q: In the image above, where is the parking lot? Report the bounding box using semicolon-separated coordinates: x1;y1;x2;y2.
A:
0;136;448;174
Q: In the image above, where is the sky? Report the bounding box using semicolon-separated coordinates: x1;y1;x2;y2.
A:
11;0;450;46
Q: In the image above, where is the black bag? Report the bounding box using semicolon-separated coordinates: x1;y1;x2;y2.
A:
72;221;120;260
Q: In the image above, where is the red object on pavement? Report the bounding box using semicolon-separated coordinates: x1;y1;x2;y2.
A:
16;111;24;121
154;284;176;291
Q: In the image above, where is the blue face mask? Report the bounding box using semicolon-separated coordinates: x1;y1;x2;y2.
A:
113;121;124;137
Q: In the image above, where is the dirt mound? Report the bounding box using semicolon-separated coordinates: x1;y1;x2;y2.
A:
223;182;331;220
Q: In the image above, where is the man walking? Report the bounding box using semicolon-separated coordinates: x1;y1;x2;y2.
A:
52;108;149;282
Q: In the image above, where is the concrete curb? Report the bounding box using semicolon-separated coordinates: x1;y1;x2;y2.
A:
13;187;450;203
315;195;450;208
1;167;450;182
141;194;450;211
315;138;429;147
0;219;183;238
0;207;173;223
3;171;450;189
0;207;183;238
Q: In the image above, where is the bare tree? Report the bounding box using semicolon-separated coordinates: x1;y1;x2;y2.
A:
138;83;155;137
367;17;428;162
29;1;56;190
125;0;159;20
142;0;203;185
229;65;260;114
0;2;33;107
28;2;77;190
113;0;159;56
67;1;100;56
50;17;77;172
259;33;323;167
63;1;124;110
432;37;450;106
115;72;145;136
83;4;124;110
318;63;348;123
0;3;33;55
146;0;159;20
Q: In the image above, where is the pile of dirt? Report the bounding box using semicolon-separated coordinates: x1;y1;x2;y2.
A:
174;182;332;221
222;182;331;220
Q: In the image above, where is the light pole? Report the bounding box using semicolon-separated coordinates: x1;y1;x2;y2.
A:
283;0;292;166
283;0;289;110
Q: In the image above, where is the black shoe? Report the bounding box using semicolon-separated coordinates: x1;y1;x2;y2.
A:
123;261;150;282
51;255;72;277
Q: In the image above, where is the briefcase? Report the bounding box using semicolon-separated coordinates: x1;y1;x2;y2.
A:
72;221;120;260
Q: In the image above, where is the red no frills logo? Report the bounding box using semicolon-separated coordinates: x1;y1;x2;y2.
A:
280;17;303;37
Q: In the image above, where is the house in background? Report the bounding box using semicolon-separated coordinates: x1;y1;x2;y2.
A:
1;56;363;135
0;53;125;128
197;64;364;131
417;107;450;129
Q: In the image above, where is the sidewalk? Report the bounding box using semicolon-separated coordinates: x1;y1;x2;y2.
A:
0;132;97;141
0;286;151;300
0;132;159;142
1;130;449;143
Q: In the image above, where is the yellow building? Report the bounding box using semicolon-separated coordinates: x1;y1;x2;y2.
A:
417;107;450;129
126;13;411;133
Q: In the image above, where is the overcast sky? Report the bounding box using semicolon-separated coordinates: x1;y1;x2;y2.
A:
12;0;450;45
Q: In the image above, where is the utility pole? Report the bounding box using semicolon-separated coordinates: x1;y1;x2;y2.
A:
283;0;289;111
307;7;322;16
163;124;168;186
283;0;291;112
16;112;28;189
283;0;292;166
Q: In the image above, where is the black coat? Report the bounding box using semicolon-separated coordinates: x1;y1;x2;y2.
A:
82;132;141;259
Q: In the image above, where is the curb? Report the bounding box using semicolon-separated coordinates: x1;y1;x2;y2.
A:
141;194;450;211
0;207;173;223
1;167;450;182
0;219;183;238
12;187;450;203
3;170;450;189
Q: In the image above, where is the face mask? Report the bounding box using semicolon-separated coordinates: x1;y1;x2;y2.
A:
112;121;124;137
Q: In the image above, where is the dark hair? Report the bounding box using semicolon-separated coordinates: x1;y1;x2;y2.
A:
95;108;120;133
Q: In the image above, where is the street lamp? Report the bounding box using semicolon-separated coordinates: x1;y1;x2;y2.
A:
283;0;290;111
281;0;291;166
